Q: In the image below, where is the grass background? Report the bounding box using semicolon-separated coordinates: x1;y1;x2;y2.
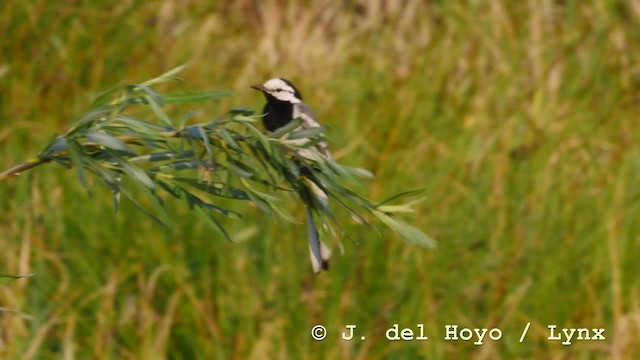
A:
1;0;640;358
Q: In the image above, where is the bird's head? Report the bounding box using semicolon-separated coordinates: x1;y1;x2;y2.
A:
251;78;303;103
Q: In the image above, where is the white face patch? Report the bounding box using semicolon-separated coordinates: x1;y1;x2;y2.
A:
261;78;301;103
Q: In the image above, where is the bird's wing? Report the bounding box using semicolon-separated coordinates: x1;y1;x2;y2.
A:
293;103;331;158
294;102;321;128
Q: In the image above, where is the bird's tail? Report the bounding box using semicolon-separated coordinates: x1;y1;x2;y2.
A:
306;207;331;273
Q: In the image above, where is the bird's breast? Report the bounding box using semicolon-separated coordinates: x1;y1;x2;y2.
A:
263;102;294;132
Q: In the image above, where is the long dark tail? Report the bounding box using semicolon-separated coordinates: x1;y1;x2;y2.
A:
306;207;330;273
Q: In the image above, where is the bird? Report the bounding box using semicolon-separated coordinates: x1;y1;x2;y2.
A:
251;78;331;273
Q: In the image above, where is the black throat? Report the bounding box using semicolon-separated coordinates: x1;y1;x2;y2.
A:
261;95;295;132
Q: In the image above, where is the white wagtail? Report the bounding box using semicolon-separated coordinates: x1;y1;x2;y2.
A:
251;78;331;273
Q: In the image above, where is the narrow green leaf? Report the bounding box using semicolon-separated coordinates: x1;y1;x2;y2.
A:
193;124;213;158
162;90;235;104
194;206;233;242
231;165;253;178
376;204;416;213
178;110;197;129
151;161;201;172
241;178;275;214
174;177;250;200
114;115;169;132
158;179;241;219
268;118;303;138
91;82;125;108
270;205;299;224
84;130;136;155
69;106;114;133
372;210;436;249
129;151;194;163
376;197;424;213
377;189;425;206
117;185;168;227
143;94;173;127
287;126;327;140
351;167;375;179
142;63;189;86
240;121;272;157
217;128;244;154
199;200;242;219
66;139;88;188
241;179;282;203
83;156;120;189
134;84;165;106
245;191;272;214
229;107;255;116
119;160;155;189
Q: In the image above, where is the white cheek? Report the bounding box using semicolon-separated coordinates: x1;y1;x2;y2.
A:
282;93;294;101
273;92;300;103
285;93;301;103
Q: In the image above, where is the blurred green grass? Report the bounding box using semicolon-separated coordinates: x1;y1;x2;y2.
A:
1;1;640;358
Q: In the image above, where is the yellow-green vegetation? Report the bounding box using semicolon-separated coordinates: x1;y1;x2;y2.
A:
1;1;639;358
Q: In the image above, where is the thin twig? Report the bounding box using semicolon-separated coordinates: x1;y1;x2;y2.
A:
0;158;50;181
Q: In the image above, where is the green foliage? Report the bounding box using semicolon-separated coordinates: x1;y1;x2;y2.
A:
27;65;434;247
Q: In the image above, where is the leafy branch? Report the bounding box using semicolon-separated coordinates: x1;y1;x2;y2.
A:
1;65;436;250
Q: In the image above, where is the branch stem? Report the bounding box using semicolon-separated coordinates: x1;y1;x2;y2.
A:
0;158;50;181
